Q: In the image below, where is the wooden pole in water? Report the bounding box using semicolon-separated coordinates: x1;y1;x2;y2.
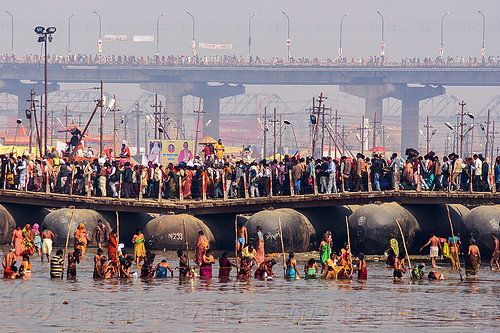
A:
345;216;353;276
234;215;239;271
62;207;75;274
395;218;412;275
445;204;463;281
182;219;191;271
116;211;120;245
278;217;287;278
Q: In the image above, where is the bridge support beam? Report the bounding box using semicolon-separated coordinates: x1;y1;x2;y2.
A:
0;79;60;118
391;85;445;153
140;82;196;139
191;84;245;139
339;84;397;126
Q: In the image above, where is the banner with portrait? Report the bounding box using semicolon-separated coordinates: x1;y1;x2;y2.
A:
149;140;194;165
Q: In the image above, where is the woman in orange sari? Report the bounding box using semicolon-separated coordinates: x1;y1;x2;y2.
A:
182;167;193;199
255;226;265;265
195;230;209;265
11;226;24;259
74;223;91;257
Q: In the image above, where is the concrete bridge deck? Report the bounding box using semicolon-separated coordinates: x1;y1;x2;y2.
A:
1;189;498;216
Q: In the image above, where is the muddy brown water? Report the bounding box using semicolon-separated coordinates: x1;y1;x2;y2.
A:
1;246;499;332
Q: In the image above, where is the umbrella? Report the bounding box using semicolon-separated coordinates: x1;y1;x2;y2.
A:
370;146;387;153
198;136;217;145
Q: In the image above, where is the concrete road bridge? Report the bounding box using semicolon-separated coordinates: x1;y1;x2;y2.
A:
2;63;500;151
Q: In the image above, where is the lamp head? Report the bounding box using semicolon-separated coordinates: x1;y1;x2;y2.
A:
34;26;45;34
283;120;292;125
46;26;56;34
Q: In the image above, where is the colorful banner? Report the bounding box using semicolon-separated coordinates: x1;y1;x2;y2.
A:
105;35;127;41
149;140;194;165
199;43;232;50
133;35;154;42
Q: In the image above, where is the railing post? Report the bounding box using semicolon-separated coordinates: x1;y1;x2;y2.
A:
158;173;162;202
45;167;50;194
243;172;249;199
469;169;473;193
269;169;273;197
416;165;422;192
202;173;207;202
394;168;399;192
312;165;318;195
289;169;295;196
367;165;372;192
223;170;228;201
69;166;75;196
118;173;122;199
139;172;143;200
179;176;183;202
490;169;496;193
86;172;91;198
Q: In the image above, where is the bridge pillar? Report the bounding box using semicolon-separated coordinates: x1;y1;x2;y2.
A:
391;85;445;153
191;84;245;139
140;82;196;139
339;84;397;126
0;80;60;118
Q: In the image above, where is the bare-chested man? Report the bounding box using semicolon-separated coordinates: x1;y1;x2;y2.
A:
420;233;442;268
237;223;248;258
41;225;55;263
2;248;16;278
490;234;499;270
465;239;481;278
393;254;406;280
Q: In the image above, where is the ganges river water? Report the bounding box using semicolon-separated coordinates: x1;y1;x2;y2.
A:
1;246;499;332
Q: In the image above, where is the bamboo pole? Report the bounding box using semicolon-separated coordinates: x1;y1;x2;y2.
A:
234;215;239;271
116;211;120;245
62;207;75;275
278;217;287;278
345;216;353;277
445;204;463;281
395;218;412;277
182;219;191;273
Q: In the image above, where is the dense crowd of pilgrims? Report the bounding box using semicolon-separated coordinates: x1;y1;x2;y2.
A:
1;140;500;200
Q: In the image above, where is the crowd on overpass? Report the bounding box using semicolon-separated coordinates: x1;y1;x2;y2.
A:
1;143;499;200
2;53;500;68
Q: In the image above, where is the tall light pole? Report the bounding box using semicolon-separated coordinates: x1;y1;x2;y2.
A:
440;11;450;59
376;11;385;64
284;120;299;155
282;11;291;61
338;13;348;59
248;13;257;58
93;11;102;54
5;10;13;54
478;10;486;59
186;12;196;56
156;13;165;56
68;12;76;53
34;26;56;156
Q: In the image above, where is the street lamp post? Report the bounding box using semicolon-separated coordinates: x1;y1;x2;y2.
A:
186;12;196;56
248;13;257;59
283;120;299;155
338;13;348;59
376;11;385;64
92;11;102;55
282;11;291;61
478;10;486;60
468;113;475;155
34;26;56;156
440;12;450;59
156;13;165;56
5;10;13;54
68;12;76;53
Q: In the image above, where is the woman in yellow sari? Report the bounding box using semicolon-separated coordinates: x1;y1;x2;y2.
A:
74;223;91;257
132;228;146;266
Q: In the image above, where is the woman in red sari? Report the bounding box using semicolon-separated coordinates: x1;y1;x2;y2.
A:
11;226;24;259
255;226;265;265
195;230;209;265
182;167;193;199
108;229;118;262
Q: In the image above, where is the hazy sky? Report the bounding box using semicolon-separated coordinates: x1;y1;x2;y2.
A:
1;0;498;59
